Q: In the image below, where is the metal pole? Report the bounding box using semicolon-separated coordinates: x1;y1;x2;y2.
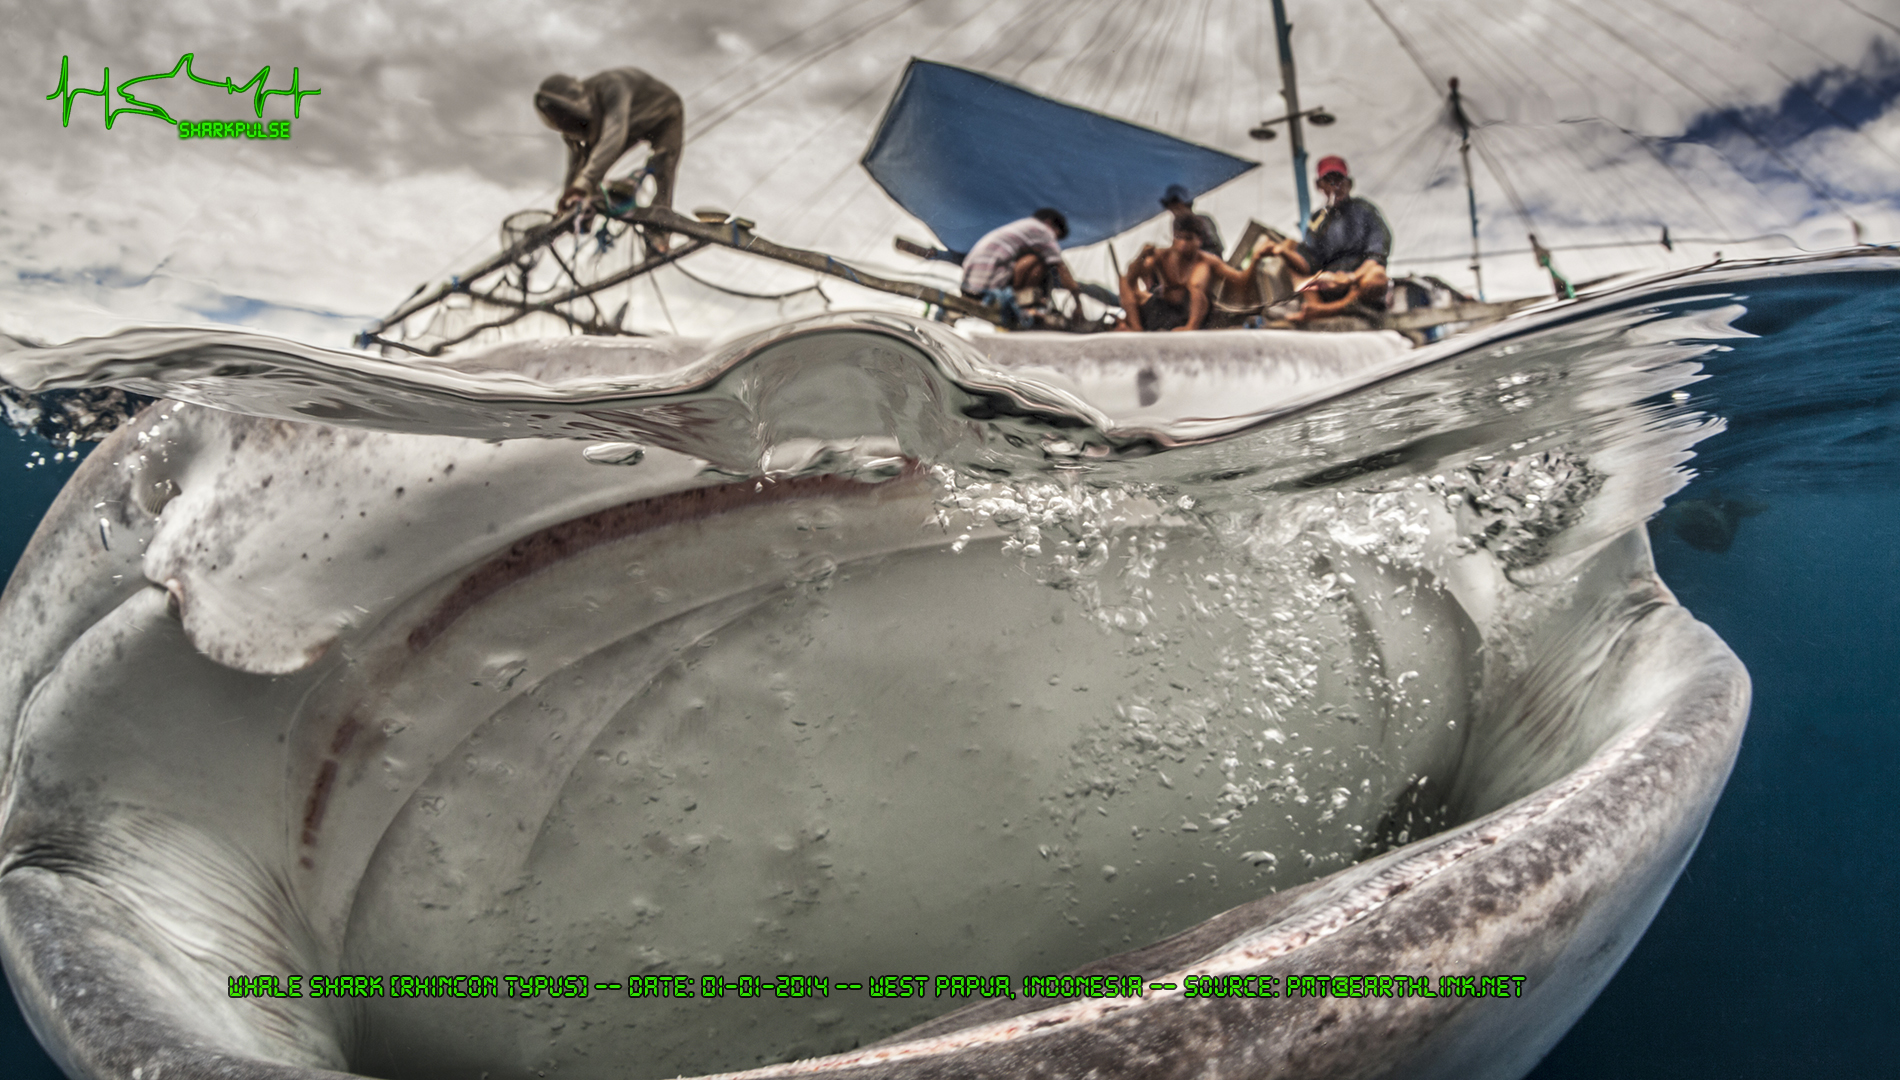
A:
1269;0;1311;234
1448;77;1484;301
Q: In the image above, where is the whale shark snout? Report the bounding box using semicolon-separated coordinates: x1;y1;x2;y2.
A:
0;317;1748;1080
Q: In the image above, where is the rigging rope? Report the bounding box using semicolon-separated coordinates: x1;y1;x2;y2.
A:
1391;231;1803;264
1360;0;1445;96
670;262;830;301
1669;0;1900;171
989;0;1088;77
732;0;1022;238
687;0;935;144
682;0;891;108
1349;0;1883;280
1545;0;1852;215
1046;0;1145;98
1833;0;1900;38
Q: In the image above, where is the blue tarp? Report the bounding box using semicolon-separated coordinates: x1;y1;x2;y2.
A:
861;60;1258;252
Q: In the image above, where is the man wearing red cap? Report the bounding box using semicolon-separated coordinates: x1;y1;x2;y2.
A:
1263;155;1392;322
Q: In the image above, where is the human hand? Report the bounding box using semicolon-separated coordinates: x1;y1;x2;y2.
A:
558;187;587;212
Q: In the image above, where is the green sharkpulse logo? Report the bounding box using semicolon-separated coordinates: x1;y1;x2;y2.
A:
46;53;319;139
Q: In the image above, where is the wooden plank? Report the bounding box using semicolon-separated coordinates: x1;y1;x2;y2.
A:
615;207;1000;324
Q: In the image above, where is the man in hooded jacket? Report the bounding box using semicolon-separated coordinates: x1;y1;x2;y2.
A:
534;68;684;244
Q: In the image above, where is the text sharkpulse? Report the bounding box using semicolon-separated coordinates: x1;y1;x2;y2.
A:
178;120;293;140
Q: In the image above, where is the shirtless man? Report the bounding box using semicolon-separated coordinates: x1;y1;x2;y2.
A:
1117;218;1246;332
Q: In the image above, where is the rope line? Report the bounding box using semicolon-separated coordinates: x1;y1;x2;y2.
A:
687;0;935;144
1360;0;1445;97
1545;0;1850;215
1390;232;1803;264
671;262;826;301
1833;0;1900;38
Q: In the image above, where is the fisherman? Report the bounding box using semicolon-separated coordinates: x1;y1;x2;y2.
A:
959;209;1083;323
1160;183;1224;258
1117;216;1247;332
534;68;684;250
1261;155;1391;322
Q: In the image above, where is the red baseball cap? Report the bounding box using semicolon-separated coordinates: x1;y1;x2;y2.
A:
1315;155;1350;180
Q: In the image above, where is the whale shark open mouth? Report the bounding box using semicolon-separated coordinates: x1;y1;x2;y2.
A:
0;281;1755;1080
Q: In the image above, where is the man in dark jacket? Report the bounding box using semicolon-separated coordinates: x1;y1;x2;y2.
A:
1262;155;1392;321
534;68;684;239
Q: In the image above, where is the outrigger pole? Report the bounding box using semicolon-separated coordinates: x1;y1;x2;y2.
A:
1447;77;1485;301
362;205;1003;355
1269;0;1312;233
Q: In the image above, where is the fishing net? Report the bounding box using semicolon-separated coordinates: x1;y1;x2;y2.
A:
371;205;834;357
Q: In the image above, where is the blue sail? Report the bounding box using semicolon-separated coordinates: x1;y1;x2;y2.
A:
861;59;1258;252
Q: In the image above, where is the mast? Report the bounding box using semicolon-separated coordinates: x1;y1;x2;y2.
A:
1448;77;1484;301
1269;0;1312;233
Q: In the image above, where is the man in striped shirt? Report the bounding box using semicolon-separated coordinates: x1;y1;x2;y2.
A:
959;209;1082;300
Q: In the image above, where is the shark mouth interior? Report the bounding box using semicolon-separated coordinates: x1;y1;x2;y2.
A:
0;307;1749;1080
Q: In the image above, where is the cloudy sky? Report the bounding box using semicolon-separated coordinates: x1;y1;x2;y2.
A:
3;0;1896;346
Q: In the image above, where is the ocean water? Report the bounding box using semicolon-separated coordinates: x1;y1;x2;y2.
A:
0;257;1894;1078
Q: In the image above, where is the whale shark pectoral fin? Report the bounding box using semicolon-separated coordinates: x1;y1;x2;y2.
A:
0;814;347;1079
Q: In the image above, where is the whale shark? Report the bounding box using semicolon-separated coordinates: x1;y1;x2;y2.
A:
0;305;1748;1080
1656;492;1769;553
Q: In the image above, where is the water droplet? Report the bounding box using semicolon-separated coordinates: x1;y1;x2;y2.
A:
582;442;647;465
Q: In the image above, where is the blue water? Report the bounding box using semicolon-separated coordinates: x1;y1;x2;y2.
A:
1527;268;1900;1078
0;422;85;1080
2;264;1896;1078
